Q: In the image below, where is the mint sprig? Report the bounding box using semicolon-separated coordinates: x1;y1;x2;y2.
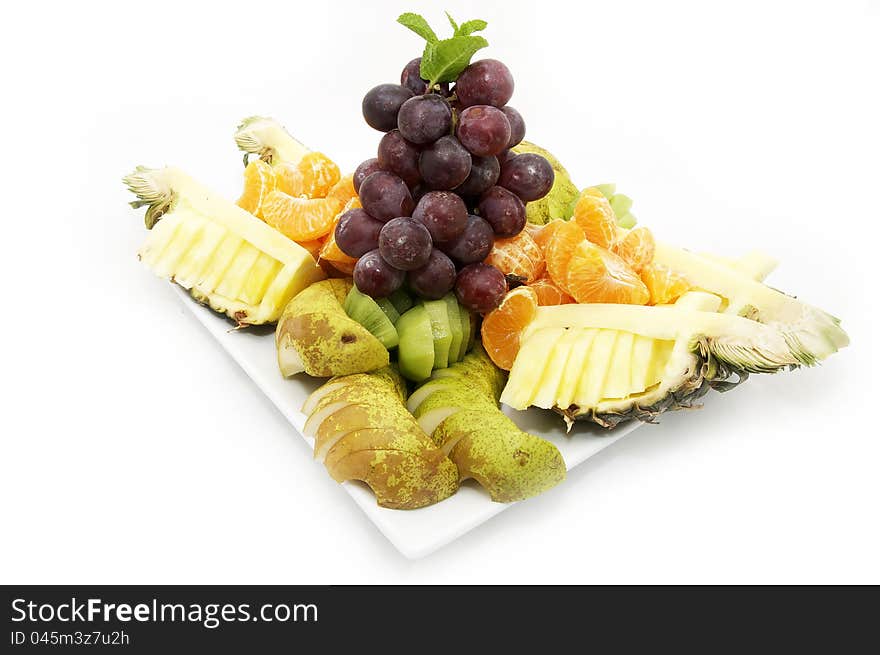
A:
397;12;489;88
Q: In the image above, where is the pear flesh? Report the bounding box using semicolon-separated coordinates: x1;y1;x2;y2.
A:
409;345;566;503
275;279;389;377
301;367;459;510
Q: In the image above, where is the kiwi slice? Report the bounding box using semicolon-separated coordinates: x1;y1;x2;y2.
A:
343;287;399;349
376;297;400;325
457;304;474;358
388;289;414;315
396;305;435;382
422;299;453;369
466;309;477;353
443;294;464;363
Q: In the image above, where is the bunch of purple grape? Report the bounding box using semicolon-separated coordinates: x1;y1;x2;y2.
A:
334;56;554;314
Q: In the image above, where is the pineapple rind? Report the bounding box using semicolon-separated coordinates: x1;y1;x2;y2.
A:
125;166;325;325
654;241;848;362
506;287;833;428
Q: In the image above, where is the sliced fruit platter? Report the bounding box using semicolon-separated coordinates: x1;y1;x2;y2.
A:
124;13;848;515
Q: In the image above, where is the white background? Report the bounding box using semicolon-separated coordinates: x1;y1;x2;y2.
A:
2;0;878;583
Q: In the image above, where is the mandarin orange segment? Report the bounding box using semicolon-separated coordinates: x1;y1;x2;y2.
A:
565;240;650;305
544;220;587;293
484;230;545;284
326;173;357;206
297;238;324;261
531;219;567;256
611;226;655;272
274;152;341;198
261;190;342;242
529;277;575;306
236;159;276;218
317;206;358;276
573;188;618;248
640;263;692;305
480;286;539;370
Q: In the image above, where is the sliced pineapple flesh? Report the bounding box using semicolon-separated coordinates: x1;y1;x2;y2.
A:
500;326;677;412
502;293;725;414
126;166;325;324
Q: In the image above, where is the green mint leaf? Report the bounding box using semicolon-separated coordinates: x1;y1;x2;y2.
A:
457;19;488;36
445;11;459;35
421;35;489;85
397;12;438;43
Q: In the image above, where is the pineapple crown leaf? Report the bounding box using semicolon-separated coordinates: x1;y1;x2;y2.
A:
123;166;173;229
397;11;488;87
234;115;275;159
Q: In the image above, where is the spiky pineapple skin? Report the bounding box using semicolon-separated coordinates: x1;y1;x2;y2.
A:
126;166;325;326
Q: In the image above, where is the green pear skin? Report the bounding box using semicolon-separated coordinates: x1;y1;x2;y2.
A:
276;278;389;377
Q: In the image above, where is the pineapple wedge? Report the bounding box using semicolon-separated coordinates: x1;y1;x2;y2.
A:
654;242;848;362
125;166;324;325
234;116;309;165
501;290;844;428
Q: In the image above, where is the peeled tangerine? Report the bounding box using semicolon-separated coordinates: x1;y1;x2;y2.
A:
408;346;566;503
573;187;618;248
234;116;350;242
565;241;649;305
484;230;545;284
125;166;324;325
302;367;458;509
480;286;539;370
275;278;388;377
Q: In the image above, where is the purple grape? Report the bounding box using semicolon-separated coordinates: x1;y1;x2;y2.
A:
478;186;526;237
412;191;468;243
496;149;513;168
400;57;450;96
397;94;452;144
440;215;495;265
455;59;514;108
358;171;414;222
378;217;433;271
353;249;406;298
498;153;555;201
362;84;414;132
456;105;511;157
419;136;472;190
407;249;457;300
334;208;384;258
377;130;421;187
411;184;429;205
502;106;526;148
353;158;382;193
455;263;508;314
454;155;501;197
401;58;429;95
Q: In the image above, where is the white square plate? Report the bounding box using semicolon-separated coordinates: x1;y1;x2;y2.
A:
175;287;641;558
